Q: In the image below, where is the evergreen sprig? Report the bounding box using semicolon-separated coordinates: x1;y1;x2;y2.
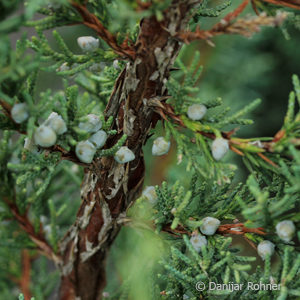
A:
0;0;299;299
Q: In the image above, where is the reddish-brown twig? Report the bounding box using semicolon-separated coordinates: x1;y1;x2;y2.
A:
148;93;284;168
272;129;286;143
71;2;136;59
218;0;250;25
217;223;266;235
160;222;266;239
0;99;27;134
243;235;259;250
257;152;278;167
251;0;260;15
251;0;300;13
218;223;266;250
150;99;279;167
176;0;250;43
20;250;32;300
162;223;189;236
148;97;186;127
230;145;245;156
3;197;61;265
261;0;300;9
160;222;267;251
176;0;287;44
0;99;12;118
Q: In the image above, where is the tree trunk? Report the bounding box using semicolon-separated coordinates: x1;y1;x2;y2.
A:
58;1;198;299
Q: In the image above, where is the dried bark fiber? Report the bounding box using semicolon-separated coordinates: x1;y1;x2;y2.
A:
59;1;199;299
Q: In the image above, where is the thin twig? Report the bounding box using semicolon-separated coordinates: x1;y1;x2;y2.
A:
230;145;245;156
261;0;300;10
217;223;267;235
176;0;288;44
125;218;267;241
243;235;258;250
150;100;279;167
71;2;136;59
20;250;32;300
257;152;279;167
3;197;61;265
0;99;27;134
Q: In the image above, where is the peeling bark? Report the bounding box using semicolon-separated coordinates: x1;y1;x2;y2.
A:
58;1;199;299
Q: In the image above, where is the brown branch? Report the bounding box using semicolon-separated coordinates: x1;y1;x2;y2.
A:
149;98;281;167
122;218;267;247
0;99;12;118
161;223;190;236
161;222;267;237
20;250;32;300
221;0;251;24
9;250;35;300
148;97;186;127
215;11;287;37
251;0;300;15
176;0;250;43
149;90;298;168
3;197;61;265
71;2;136;59
125;218;268;253
251;0;260;15
272;129;286;143
134;220;267;252
176;0;288;44
0;99;27;134
230;145;245;156
261;0;300;9
243;235;258;250
257;152;279;167
217;223;267;235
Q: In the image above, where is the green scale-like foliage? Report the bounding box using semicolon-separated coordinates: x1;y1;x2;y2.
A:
133;50;300;300
139;168;300;299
